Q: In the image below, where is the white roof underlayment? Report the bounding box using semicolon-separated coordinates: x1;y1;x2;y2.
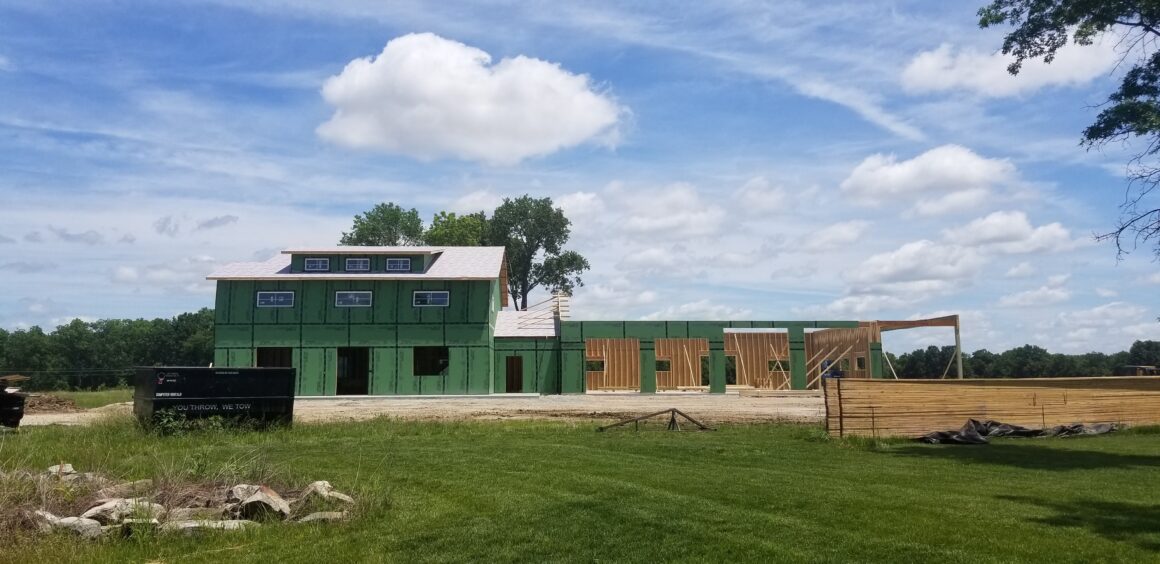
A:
207;247;506;281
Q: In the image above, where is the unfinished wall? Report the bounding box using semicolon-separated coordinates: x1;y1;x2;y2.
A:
805;327;874;388
654;338;709;390
724;333;790;390
824;377;1160;438
585;338;641;391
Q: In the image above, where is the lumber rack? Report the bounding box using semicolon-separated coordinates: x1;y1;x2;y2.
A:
596;408;715;432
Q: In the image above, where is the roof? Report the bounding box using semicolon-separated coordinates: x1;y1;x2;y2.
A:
207;246;507;281
494;310;558;338
280;246;446;255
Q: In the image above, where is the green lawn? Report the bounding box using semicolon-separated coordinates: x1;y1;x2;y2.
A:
2;418;1159;563
50;388;133;409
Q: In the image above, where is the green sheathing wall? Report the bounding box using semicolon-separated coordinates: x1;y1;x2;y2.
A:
557;320;861;392
493;338;561;394
213;279;496;396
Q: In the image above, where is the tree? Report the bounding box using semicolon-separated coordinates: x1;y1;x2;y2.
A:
488;195;591;310
979;2;1160;258
424;211;489;246
339;202;424;246
1129;339;1160;365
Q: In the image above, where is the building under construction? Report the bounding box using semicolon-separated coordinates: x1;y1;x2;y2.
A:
208;246;961;395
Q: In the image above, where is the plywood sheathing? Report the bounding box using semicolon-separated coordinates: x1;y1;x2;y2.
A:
654;338;709;390
725;333;791;390
823;376;1160;438
585;338;641;391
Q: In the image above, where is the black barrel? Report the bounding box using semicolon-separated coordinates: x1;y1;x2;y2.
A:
0;390;26;428
134;367;295;427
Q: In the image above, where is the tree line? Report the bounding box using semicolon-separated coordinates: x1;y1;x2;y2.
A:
887;341;1160;379
0;309;214;391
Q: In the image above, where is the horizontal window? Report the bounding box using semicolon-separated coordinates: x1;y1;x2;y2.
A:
335;291;373;307
413;290;449;307
345;258;370;272
386;258;411;272
304;258;330;272
256;291;295;308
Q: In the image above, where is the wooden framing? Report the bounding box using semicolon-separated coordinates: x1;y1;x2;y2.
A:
585;338;641;391
654;338;709;390
725;332;790;390
804;327;873;388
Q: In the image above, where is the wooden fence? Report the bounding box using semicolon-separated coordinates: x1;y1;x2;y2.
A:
823;376;1160;438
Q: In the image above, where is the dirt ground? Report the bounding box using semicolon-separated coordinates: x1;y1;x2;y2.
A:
18;393;825;426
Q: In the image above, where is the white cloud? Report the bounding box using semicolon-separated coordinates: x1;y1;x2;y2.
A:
1058;302;1148;329
1095;287;1118;298
620;183;725;236
839;145;1015;216
449;190;502;214
943;211;1078;254
556;191;606;219
734;176;790;215
1005;262;1035;278
902;39;1119;98
641;299;752;320
800;220;871;252
1144;272;1160;285
848;240;985;286
793;78;924;141
112;266;139;282
317;33;625;165
0;55;12;72
998;286;1071;307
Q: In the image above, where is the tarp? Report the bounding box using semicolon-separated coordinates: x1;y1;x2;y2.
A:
919;419;1117;444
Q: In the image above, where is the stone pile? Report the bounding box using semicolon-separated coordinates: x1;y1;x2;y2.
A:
20;464;354;539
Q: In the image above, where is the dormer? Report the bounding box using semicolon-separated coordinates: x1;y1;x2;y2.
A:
283;247;445;274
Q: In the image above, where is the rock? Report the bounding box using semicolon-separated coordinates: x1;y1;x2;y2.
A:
96;478;153;499
296;511;347;524
160;519;258;535
118;518;161;537
236;486;290;521
297;481;355;504
56;516;103;539
81;497;166;524
226;484;262;503
31;509;60;532
167;507;225;521
46;463;75;475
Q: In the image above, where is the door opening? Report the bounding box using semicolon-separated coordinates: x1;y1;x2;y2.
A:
505;356;523;393
337;347;370;395
256;347;293;368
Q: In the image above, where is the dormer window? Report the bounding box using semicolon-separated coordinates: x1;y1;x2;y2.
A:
304;258;330;272
345;258;370;272
386;258;411;272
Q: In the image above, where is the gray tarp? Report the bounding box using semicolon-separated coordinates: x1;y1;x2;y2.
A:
919;419;1117;444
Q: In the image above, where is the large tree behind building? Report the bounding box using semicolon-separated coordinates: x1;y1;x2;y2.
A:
978;1;1160;258
424;211;489;246
339;202;425;246
488;195;590;310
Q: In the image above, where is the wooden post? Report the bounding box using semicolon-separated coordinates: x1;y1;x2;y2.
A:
954;316;964;379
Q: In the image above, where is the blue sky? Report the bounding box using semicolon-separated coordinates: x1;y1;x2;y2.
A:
1;0;1158;354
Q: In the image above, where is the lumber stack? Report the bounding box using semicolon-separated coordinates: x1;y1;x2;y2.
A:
823;376;1160;438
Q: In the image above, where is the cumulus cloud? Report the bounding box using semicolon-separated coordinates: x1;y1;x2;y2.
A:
641;299;752;321
1095;287;1119;298
943;211;1077;254
800;221;871;252
0;262;57;274
556;191;606;219
734;176;791;215
848;240;985;286
998;285;1071;307
621;183;725;236
902;39;1118;98
195;215;239;231
317;33;625;165
48;226;104;245
839;145;1015;216
153;216;179;237
449;190;503;214
1005;262;1035;278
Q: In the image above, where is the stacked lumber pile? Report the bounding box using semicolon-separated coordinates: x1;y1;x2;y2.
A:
823;376;1160;438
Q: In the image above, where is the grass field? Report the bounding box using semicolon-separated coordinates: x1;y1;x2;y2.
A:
2;417;1159;563
49;388;133;409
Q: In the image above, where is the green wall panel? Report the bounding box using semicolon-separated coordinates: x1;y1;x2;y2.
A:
559;322;582;343
215;325;252;348
419;281;447;324
689;322;729;341
229;281;254;324
348;283;375;324
325;281;351;325
253;281;280;324
445;347;468;394
396;348;416;395
561;350;585;393
372;281;398;324
709;350;726;394
228;348;253;368
299;348;325;395
446;324;489;346
639;348;657;394
302;325;348;347
469;347;492;394
215;282;231;324
213;348;228;366
253;324;298;347
397;282;422;323
276;281;302;324
664;321;689;338
623;321;668;340
581;321;624;339
445;281;469;324
398;324;444;347
537;347;559;395
371;347;398;395
302;283;326;324
351;325;396;347
469;282;491;323
323;348;338;395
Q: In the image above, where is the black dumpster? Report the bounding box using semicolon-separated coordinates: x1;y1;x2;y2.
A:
134;367;295;428
0;390;26;428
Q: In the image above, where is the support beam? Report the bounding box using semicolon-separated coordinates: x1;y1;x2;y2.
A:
640;348;657;394
788;327;807;390
954;316;964;379
709;349;726;394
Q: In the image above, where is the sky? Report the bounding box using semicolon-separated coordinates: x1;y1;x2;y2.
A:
1;0;1159;355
